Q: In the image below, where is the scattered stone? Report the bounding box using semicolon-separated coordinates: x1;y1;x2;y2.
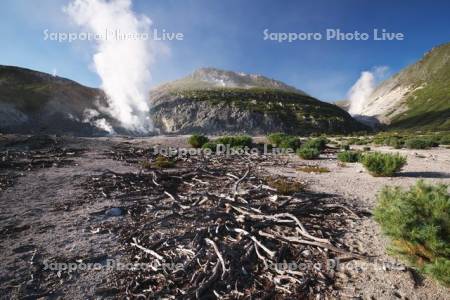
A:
105;208;124;217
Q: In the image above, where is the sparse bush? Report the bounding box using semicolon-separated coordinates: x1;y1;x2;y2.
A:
297;147;320;160
426;135;441;147
384;136;404;149
337;151;361;163
144;156;176;169
405;138;434;149
360;152;407;177
297;165;330;173
215;135;253;148
363;146;371;151
266;177;305;195
188;134;209;148
279;136;302;150
439;135;450;145
267;133;301;150
374;181;450;286
347;137;370;145
267;132;289;146
303;137;328;152
201;141;217;152
141;160;152;169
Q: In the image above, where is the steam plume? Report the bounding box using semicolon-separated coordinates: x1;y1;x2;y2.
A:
64;0;153;133
348;66;389;115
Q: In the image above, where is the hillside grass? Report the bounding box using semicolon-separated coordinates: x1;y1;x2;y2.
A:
389;43;450;131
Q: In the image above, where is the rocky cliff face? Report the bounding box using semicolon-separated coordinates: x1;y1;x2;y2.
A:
150;69;367;135
354;43;450;130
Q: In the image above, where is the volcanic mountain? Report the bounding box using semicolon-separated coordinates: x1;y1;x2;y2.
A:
149;68;367;135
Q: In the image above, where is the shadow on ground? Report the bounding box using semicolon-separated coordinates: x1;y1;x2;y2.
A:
398;171;450;179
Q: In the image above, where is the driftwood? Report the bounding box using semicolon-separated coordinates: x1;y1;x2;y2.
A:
81;146;365;299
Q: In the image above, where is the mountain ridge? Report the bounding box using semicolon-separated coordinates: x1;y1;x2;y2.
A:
153;67;307;95
0;65;368;136
354;42;450;130
149;68;367;135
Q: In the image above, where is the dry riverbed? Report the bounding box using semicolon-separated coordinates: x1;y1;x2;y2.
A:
0;134;449;299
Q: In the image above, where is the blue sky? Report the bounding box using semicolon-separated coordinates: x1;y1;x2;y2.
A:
1;0;449;101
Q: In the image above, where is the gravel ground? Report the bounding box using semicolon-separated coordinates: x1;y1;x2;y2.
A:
265;145;450;300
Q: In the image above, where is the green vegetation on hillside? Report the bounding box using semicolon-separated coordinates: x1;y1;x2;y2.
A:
389;43;450;130
0;65;98;113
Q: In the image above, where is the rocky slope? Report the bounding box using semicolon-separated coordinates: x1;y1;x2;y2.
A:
0;65;122;136
0;66;367;136
150;68;367;135
354;43;450;130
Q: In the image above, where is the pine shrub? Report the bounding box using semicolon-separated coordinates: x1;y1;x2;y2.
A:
215;135;253;148
374;181;450;286
360;152;406;176
405;138;434;149
297;147;320;160
337;151;361;163
303;137;328;152
188;134;209;148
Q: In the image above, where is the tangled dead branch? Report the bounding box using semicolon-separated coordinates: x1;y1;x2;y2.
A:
81;150;364;299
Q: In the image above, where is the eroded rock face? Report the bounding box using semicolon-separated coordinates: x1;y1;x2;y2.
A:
151;98;283;134
149;68;368;135
150;92;366;135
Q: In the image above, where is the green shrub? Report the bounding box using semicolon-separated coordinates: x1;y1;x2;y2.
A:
201;141;217;152
439;135;450;145
337;151;361;163
297;147;320;160
267;133;301;150
374;181;450;286
347;137;370;145
215;135;253;148
424;258;450;286
384;136;404;149
303;137;328;152
405;138;435;149
267;132;289;146
188;134;209;148
297;165;330;173
279;137;302;150
266;177;305;195
360;152;407;177
153;156;176;168
427;135;441;147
